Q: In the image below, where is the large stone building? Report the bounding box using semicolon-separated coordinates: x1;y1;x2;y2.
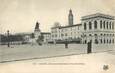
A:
51;10;115;44
51;9;82;43
81;13;115;44
0;9;114;45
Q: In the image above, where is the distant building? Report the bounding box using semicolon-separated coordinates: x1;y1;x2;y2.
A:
0;34;2;45
41;32;51;43
0;33;25;45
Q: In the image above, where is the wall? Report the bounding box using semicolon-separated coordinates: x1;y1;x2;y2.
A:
92;44;115;53
65;43;115;53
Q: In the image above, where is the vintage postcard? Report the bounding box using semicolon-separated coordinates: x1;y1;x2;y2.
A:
0;0;115;73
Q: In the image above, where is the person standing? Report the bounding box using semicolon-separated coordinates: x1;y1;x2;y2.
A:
65;42;68;48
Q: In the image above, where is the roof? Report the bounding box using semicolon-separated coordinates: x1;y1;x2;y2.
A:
51;24;82;29
82;13;115;20
41;32;51;34
14;32;32;36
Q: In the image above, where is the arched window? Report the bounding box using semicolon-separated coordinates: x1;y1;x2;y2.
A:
104;34;106;36
107;39;108;43
85;40;87;44
89;22;92;30
89;34;92;36
100;20;102;29
84;23;87;30
109;39;111;44
101;34;103;36
103;21;105;29
113;39;114;43
95;39;98;44
112;22;114;29
110;34;111;36
100;39;103;43
94;34;97;39
110;22;111;29
104;39;106;44
107;22;108;29
84;35;86;37
94;21;97;29
94;34;97;36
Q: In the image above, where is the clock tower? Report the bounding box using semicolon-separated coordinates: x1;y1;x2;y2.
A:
68;9;74;26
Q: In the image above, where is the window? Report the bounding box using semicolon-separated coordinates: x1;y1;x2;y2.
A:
112;22;114;29
107;39;108;43
109;39;111;43
84;35;86;37
78;26;79;30
94;21;97;29
71;32;72;35
65;33;67;36
100;20;102;29
100;39;102;43
89;22;92;29
110;22;111;29
103;21;105;29
113;39;114;43
101;34;103;36
95;39;98;44
94;34;97;36
104;39;106;44
52;35;54;37
55;34;57;37
104;34;106;36
84;23;87;30
85;40;87;44
89;34;92;36
107;22;108;29
61;34;64;37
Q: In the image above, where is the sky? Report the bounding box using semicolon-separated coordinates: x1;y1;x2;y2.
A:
0;0;115;34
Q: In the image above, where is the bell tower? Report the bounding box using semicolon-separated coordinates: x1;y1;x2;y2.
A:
68;9;74;26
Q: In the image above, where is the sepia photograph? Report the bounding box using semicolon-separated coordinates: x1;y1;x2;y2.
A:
0;0;115;73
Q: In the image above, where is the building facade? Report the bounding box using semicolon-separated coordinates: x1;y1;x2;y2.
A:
51;10;115;44
81;13;115;44
41;32;51;43
51;9;82;43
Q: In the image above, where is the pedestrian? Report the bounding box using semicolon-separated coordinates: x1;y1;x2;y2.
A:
65;42;68;48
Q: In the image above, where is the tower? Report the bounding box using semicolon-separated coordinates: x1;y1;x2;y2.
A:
34;22;41;40
68;9;74;26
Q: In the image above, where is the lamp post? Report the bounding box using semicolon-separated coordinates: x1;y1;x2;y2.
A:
82;33;85;44
0;24;2;45
7;30;10;47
